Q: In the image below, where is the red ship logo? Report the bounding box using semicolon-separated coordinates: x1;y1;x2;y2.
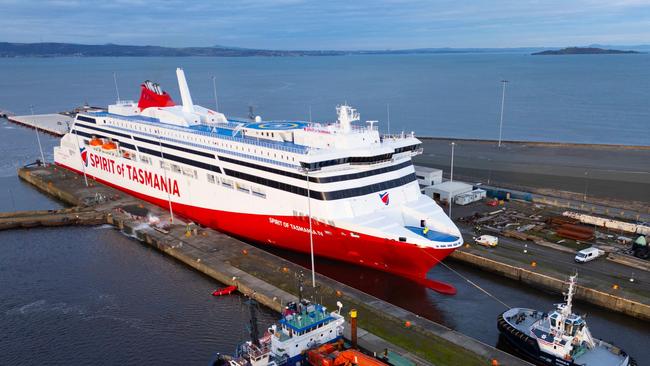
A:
379;192;390;205
80;147;88;167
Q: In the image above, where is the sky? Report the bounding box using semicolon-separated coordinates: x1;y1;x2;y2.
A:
1;0;649;49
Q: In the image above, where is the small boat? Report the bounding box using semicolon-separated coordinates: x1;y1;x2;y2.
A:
497;274;635;366
211;294;345;366
212;285;238;296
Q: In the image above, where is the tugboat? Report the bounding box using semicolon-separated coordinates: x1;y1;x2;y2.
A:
497;274;635;366
212;297;345;366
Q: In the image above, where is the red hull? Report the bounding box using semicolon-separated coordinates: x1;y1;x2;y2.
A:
56;162;457;294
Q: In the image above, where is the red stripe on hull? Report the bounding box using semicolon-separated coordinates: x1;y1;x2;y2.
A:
55;162;457;293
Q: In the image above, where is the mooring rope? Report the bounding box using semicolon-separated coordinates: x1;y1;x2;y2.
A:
420;248;511;309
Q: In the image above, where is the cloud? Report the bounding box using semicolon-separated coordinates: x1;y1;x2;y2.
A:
0;0;648;48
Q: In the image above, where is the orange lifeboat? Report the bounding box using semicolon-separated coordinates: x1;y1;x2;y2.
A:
333;350;388;366
102;141;118;150
89;137;103;146
307;343;388;366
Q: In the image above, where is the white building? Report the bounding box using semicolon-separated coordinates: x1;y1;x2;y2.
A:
454;189;486;205
423;181;473;203
414;166;443;187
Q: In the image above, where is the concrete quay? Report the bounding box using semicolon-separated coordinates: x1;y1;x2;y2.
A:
449;223;650;321
414;137;650;210
0;207;105;230
7;113;73;136
16;164;531;366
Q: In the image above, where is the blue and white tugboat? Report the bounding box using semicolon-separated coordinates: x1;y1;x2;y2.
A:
497;274;635;366
212;297;345;366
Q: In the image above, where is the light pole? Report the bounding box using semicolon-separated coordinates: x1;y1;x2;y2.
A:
583;171;589;202
449;142;455;218
30;105;46;165
305;167;316;288
158;133;174;223
498;80;509;148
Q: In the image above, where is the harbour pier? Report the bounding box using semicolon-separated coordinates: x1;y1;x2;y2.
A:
6;113;73;136
14;164;531;366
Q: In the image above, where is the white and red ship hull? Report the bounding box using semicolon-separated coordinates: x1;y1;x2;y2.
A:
55;146;457;293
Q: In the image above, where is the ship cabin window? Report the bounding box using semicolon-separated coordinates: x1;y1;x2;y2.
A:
221;178;233;189
236;182;250;193
207;174;216;184
252;187;266;198
171;164;181;173
140;155;152;165
549;313;559;328
160;161;170;170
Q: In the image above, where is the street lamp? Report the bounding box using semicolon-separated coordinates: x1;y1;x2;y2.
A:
498;80;509;148
304;167;316;288
449;142;455;218
30;105;46;165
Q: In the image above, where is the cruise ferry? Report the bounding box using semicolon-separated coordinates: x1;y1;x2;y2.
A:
53;68;463;293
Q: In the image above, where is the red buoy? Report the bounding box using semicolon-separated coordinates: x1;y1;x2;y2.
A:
212;285;238;296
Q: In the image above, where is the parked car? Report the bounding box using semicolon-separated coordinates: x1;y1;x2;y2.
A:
474;235;499;247
574;247;605;263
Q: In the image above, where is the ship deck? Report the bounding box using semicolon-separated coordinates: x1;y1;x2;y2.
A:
88;111;312;154
573;345;628;366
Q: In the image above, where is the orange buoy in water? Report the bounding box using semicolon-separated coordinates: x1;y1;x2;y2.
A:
491;359;499;366
242;249;248;255
404;321;412;328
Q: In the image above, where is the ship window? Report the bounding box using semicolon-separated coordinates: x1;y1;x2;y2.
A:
171;164;181;173
207;174;216;184
221;178;233;188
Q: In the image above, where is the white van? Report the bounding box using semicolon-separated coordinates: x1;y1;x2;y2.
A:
474;235;499;248
575;247;605;263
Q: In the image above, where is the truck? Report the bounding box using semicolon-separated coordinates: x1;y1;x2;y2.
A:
574;247;605;263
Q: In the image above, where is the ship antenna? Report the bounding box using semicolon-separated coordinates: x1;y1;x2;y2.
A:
211;76;219;111
563;273;578;317
113;72;121;103
386;103;391;136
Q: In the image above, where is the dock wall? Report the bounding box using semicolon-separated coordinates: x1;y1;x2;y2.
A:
450;250;650;321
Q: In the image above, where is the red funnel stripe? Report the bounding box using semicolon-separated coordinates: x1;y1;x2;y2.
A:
137;85;175;111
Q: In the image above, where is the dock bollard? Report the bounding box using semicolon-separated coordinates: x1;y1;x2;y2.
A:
349;309;357;349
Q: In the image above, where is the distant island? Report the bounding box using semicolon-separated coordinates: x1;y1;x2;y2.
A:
532;47;641;55
0;42;647;58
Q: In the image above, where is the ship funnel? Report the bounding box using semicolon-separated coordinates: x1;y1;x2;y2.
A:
176;68;194;113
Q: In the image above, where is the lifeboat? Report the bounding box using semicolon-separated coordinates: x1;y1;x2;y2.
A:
308;342;388;366
212;285;237;296
102;141;118;150
89;137;103;146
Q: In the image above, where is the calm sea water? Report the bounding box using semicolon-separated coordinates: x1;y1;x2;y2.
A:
0;54;648;145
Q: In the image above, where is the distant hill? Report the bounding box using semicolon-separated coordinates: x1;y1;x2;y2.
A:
0;42;553;57
0;42;645;58
532;47;641;55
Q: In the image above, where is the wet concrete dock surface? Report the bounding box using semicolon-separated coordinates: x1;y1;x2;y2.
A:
415;138;650;205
